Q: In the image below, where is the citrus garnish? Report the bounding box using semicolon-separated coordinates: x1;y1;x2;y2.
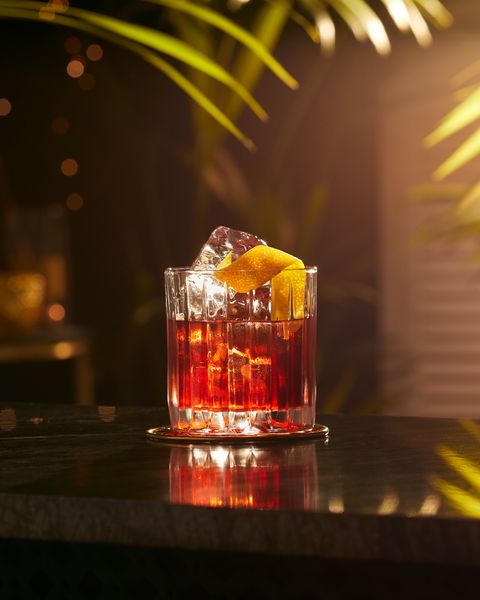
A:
215;245;305;320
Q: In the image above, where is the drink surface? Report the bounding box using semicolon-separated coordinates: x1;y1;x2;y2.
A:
167;317;316;433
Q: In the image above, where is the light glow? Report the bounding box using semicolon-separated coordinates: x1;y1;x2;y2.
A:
210;447;230;467
0;98;12;116
61;158;78;177
66;59;84;78
47;303;66;322
53;342;73;359
328;494;345;514
378;491;400;514
86;44;103;62
419;494;441;515
66;192;83;211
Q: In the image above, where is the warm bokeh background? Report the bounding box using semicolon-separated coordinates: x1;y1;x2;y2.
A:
2;0;480;416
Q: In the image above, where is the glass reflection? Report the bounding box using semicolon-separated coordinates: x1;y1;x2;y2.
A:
169;442;322;510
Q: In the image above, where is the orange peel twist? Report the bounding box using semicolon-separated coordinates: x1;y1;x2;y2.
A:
215;245;306;320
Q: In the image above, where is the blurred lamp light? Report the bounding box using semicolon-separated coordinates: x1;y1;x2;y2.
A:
53;342;73;359
86;44;103;61
51;116;69;135
0;98;12;116
66;192;83;211
67;59;84;78
47;303;66;322
64;36;82;54
61;158;79;176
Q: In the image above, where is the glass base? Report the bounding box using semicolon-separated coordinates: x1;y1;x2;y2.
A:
169;407;316;435
146;423;329;444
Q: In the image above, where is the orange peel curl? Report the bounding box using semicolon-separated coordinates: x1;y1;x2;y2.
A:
215;245;305;320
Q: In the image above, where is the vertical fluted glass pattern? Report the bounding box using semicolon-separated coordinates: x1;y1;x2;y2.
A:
165;267;317;435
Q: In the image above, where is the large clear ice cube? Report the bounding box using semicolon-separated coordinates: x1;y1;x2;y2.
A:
188;226;270;321
192;225;267;269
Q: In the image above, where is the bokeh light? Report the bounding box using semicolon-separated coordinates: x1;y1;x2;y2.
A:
64;35;82;54
61;158;79;176
51;116;69;135
66;192;83;211
47;303;66;322
0;98;12;116
53;342;73;359
86;43;103;62
78;73;95;91
66;59;84;78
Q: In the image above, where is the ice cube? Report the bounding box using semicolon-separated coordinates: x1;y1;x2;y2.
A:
192;225;267;269
186;271;227;320
190;226;270;321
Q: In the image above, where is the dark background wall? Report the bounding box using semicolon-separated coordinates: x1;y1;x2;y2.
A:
0;4;414;411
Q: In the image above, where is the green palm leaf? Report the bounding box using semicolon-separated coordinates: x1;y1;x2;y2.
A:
432;128;480;181
425;85;480;147
0;0;268;122
414;0;453;28
329;0;391;54
145;0;298;89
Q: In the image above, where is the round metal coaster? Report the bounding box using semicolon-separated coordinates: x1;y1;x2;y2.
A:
146;424;329;445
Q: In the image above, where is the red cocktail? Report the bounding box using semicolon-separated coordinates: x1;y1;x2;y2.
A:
165;269;317;435
167;316;316;433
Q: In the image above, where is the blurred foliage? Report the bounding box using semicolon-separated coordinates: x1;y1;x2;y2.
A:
0;0;452;150
433;420;480;517
0;0;454;410
423;61;480;250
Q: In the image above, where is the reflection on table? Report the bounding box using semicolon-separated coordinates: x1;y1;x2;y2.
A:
169;442;322;510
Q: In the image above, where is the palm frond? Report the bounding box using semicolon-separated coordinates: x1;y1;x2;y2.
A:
426;86;480;148
297;0;452;55
414;0;453;29
145;0;298;89
433;128;480;181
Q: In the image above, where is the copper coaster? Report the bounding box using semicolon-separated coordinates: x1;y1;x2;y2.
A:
146;424;329;445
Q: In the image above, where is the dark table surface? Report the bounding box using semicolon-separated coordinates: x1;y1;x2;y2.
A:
1;403;480;566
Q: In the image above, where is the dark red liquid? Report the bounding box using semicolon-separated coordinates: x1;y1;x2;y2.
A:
167;318;316;432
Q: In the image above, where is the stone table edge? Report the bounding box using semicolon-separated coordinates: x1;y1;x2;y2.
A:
1;492;479;565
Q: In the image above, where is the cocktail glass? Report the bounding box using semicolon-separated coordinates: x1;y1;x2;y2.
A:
164;266;317;435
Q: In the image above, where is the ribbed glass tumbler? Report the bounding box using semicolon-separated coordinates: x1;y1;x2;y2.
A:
165;267;317;435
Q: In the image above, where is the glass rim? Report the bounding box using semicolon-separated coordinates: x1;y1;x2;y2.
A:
165;266;317;275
